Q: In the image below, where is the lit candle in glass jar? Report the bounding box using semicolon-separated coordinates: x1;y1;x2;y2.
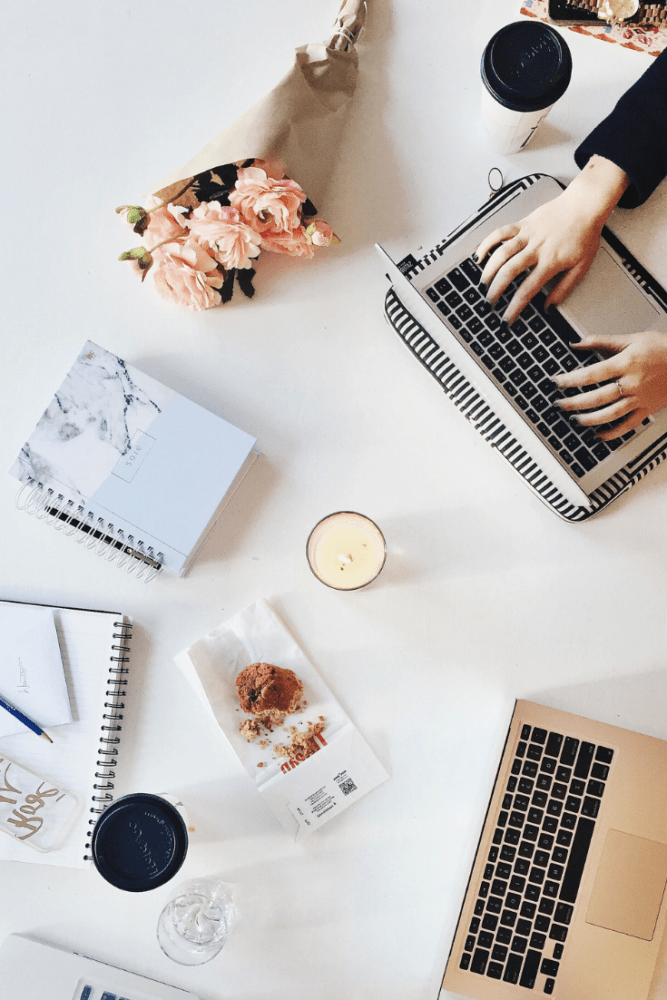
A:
306;512;386;590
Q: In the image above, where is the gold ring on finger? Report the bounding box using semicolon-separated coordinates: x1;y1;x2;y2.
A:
615;380;624;398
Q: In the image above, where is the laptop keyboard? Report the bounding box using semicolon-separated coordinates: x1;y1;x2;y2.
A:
424;257;649;478
458;724;614;993
75;980;144;1000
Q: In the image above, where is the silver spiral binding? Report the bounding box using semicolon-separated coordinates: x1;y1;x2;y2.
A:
15;480;164;582
83;620;133;861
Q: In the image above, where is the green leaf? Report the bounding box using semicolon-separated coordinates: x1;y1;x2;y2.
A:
118;246;149;262
127;207;145;224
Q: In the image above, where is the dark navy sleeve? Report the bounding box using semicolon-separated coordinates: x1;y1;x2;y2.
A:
574;49;667;208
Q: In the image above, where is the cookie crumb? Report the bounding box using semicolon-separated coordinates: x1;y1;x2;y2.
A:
273;719;327;761
240;719;263;742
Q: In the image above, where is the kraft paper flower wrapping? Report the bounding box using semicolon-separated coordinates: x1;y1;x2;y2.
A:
118;0;367;310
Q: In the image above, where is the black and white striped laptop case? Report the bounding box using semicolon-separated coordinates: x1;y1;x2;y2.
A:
381;174;667;522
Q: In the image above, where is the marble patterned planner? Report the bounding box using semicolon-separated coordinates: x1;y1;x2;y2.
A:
10;342;257;577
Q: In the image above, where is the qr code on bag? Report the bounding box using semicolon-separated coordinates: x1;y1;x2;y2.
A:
335;772;358;797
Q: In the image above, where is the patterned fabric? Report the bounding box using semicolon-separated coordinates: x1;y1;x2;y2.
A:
568;0;667;24
520;0;667;55
384;174;667;522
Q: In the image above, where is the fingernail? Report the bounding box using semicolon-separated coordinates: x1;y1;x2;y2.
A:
471;252;479;262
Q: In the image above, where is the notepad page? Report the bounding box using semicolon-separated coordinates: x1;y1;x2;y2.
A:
0;604;72;737
0;603;127;868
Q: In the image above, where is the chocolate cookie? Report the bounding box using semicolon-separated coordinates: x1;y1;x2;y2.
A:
236;662;303;725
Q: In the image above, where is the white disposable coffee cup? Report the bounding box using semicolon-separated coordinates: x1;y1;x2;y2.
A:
481;21;572;155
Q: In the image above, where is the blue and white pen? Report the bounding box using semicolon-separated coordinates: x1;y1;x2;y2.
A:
0;695;53;742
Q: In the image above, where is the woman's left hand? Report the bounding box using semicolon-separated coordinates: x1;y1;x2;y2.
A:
554;329;667;439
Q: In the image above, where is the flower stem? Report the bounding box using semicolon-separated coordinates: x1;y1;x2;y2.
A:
147;178;196;215
147;228;189;252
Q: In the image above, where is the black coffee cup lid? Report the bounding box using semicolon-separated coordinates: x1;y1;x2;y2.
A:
91;793;188;892
482;21;572;113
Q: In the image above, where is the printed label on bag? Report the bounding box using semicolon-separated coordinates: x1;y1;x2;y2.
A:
286;767;364;832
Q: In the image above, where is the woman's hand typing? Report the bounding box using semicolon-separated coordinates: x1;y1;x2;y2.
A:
555;330;667;438
474;156;630;325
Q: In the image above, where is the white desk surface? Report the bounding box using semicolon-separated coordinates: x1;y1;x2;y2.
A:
1;2;667;999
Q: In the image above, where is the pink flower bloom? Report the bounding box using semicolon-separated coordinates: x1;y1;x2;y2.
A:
118;196;188;243
250;157;287;181
260;226;315;258
229;167;306;234
151;238;224;311
144;196;189;244
184;202;262;269
305;219;338;247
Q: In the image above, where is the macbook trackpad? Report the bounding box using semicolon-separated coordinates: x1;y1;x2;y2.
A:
560;245;665;341
586;829;667;940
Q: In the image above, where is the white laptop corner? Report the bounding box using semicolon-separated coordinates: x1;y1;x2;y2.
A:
0;934;200;1000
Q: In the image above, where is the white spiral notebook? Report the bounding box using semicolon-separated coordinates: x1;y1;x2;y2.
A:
0;600;132;868
9;341;258;579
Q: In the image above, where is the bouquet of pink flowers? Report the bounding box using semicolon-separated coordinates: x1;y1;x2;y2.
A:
117;0;367;312
118;159;338;310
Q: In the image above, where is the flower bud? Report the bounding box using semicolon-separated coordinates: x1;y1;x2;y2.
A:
118;247;153;281
116;204;149;236
305;220;340;247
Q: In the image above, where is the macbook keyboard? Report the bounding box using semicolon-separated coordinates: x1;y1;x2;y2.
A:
424;257;649;478
76;983;134;1000
458;724;614;994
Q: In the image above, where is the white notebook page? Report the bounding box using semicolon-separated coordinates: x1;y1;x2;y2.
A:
0;602;129;868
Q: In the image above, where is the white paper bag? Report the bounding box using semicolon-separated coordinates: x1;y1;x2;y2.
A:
174;599;388;839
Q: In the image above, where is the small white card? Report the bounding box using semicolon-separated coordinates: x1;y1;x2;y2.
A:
0;606;72;739
175;599;389;839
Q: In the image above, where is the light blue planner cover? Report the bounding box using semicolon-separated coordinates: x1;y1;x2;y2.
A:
10;341;257;573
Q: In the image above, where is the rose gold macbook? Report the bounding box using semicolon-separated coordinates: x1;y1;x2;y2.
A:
442;700;667;1000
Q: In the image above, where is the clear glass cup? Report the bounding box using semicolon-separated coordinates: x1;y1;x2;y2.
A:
157;877;234;965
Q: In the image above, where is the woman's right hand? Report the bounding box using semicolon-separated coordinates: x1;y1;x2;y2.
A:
474;156;630;325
